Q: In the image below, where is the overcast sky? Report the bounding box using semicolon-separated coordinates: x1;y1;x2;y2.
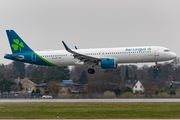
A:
0;0;180;66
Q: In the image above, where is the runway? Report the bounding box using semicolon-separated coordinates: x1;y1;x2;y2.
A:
0;98;180;102
3;119;179;120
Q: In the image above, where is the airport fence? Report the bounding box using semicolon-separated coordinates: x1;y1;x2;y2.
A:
0;93;180;99
0;93;44;99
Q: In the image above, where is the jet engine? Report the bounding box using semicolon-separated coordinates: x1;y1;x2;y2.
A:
99;58;117;69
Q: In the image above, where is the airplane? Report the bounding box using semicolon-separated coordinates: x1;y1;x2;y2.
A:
4;30;177;74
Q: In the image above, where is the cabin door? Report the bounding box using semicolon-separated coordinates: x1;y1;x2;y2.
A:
154;47;159;56
31;53;36;61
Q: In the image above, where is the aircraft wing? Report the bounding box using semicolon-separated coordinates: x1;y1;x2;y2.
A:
62;41;101;66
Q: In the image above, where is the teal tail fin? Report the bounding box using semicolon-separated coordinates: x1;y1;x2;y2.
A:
6;30;33;54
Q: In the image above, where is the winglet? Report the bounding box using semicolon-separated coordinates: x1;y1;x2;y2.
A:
74;46;78;50
62;41;79;55
62;41;70;51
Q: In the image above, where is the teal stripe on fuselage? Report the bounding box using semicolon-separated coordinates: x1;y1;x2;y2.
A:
34;52;57;66
4;51;57;66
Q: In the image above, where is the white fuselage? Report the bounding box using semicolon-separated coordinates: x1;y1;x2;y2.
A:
35;46;176;66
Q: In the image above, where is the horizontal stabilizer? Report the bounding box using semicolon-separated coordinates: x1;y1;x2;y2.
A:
4;54;24;60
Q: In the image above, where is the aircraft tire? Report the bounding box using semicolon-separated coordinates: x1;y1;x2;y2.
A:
88;68;95;74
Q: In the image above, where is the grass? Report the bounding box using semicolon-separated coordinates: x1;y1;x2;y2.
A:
0;102;180;119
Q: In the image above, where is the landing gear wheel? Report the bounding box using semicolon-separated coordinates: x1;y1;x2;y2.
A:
87;68;95;74
155;62;159;78
155;62;159;71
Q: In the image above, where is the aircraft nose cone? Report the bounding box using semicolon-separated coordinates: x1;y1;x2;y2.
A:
171;52;177;59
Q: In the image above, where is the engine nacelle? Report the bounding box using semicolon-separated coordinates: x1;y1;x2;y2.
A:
99;58;117;69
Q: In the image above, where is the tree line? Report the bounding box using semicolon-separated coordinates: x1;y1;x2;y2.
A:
0;57;180;96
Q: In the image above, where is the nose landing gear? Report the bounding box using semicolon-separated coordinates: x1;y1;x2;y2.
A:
155;62;159;71
155;62;159;78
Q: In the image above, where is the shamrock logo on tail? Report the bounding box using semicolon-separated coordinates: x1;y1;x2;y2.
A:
11;39;24;51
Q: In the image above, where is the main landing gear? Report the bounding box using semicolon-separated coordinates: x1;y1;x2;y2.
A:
87;68;95;74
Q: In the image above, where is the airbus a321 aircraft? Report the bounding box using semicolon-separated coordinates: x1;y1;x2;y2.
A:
4;30;177;74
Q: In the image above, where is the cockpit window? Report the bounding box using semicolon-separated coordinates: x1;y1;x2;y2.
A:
164;49;171;52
